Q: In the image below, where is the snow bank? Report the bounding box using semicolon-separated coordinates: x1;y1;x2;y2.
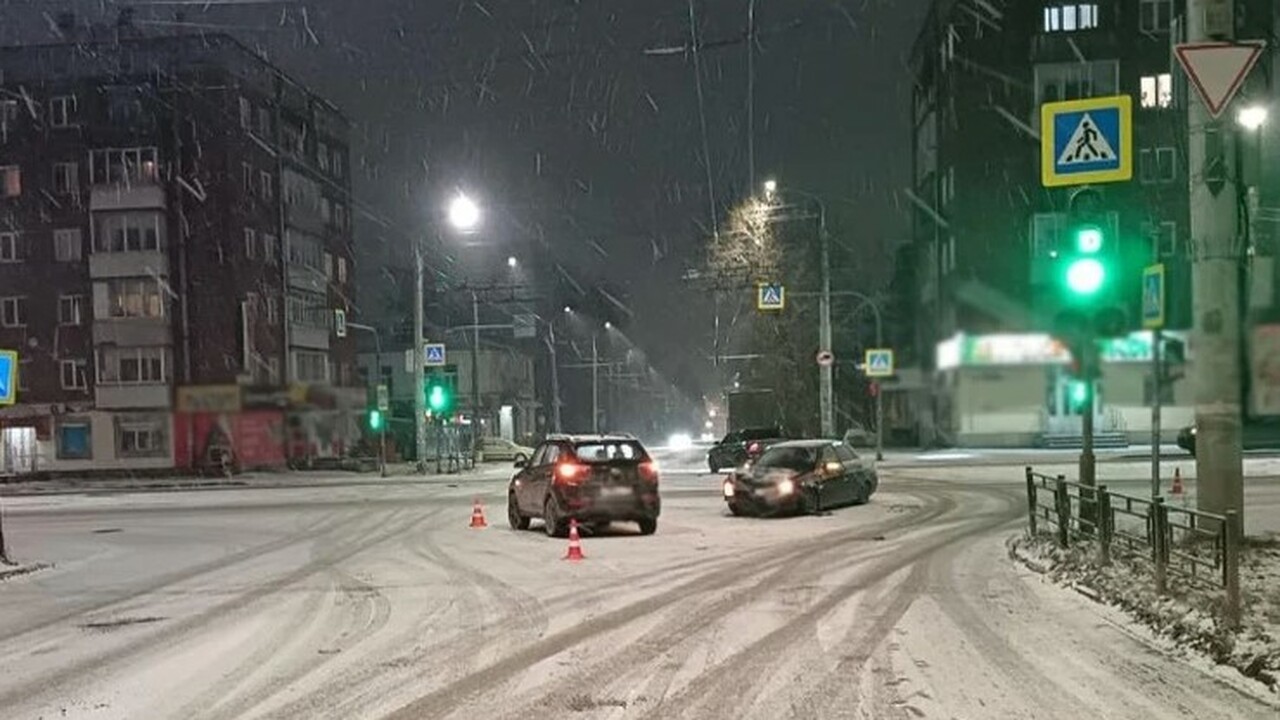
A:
1009;531;1280;693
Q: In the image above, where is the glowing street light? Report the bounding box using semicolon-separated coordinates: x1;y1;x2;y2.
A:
762;178;777;197
448;193;481;231
604;321;612;330
563;305;572;314
1236;105;1269;131
506;255;518;269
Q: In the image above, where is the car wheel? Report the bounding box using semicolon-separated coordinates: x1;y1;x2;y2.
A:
637;517;657;535
727;502;746;517
508;493;530;530
543;497;567;538
801;487;820;515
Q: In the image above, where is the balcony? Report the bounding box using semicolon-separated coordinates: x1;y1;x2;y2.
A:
287;263;327;293
89;251;168;279
291;324;330;350
90;184;165;211
93;318;171;347
285;202;325;235
96;383;171;409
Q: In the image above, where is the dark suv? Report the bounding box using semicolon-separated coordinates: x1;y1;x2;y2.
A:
707;426;785;472
508;434;661;537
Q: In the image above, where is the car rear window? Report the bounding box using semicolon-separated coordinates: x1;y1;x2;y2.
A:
757;446;817;472
742;427;781;441
573;441;647;463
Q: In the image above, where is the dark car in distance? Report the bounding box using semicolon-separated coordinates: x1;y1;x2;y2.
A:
707;426;786;472
723;440;877;517
1177;422;1280;457
508;434;661;537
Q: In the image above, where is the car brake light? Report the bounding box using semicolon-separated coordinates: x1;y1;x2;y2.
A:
747;442;761;454
640;461;659;483
555;462;585;484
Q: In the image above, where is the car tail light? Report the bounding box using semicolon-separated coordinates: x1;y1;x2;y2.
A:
747;442;761;455
639;461;659;483
555;462;585;484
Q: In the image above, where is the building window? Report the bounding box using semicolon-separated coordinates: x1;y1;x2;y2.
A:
286;230;323;270
294;350;329;383
332;149;344;177
60;359;88;390
98;347;168;384
94;212;163;253
49;95;76;128
256;107;271;137
239;96;252;129
320;197;333;224
318;141;331;172
106;278;164;318
334;203;348;231
0;100;17;143
288;290;328;328
244;228;257;259
242;163;254;194
259;171;274;201
115;414;169;457
266;296;279;325
1;296;27;327
324;252;333;279
1140;73;1173;109
53;162;78;195
58;295;85;325
1035;60;1118;106
56;420;92;460
1139;0;1172;33
89;147;158;185
337;257;347;284
262;233;278;264
0;165;20;197
1140;147;1177;183
1043;4;1099;33
268;357;281;384
54;228;83;262
0;231;20;263
1144;220;1179;259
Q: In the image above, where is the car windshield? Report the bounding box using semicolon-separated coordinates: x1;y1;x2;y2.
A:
573;441;646;464
756;446;817;472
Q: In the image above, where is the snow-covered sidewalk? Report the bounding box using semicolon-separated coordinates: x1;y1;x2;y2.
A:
1010;532;1280;694
0;558;50;582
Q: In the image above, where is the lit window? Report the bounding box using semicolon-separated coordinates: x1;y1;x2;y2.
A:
1043;4;1099;33
0;165;20;197
106;278;164;318
1140;73;1173;109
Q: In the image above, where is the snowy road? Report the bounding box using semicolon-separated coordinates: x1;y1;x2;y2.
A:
1;461;1276;719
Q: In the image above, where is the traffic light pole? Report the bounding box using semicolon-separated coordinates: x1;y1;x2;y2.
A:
1187;0;1245;524
414;246;427;474
1079;340;1097;492
1151;326;1162;498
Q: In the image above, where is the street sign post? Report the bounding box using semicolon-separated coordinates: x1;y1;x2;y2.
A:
865;349;894;378
425;343;446;367
1040;95;1132;188
1174;41;1266;119
1142;264;1165;330
756;283;785;311
0;349;16;406
376;384;389;412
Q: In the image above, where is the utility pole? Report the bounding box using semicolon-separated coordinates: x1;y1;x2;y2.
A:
413;246;427;473
1187;0;1245;522
471;290;481;463
592;333;600;433
546;322;562;433
817;202;835;438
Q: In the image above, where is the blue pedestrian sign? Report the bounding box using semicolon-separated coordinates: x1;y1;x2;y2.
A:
865;349;895;378
757;283;785;311
1041;95;1132;188
0;349;17;406
424;343;446;367
1142;264;1165;330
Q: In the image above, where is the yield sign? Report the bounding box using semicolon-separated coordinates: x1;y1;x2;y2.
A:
1174;41;1266;119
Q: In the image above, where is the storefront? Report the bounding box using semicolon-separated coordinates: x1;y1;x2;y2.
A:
933;331;1193;447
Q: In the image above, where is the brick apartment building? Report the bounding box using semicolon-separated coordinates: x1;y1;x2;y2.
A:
904;0;1277;447
0;28;361;475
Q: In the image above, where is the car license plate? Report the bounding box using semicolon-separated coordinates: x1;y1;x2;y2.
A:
601;486;632;498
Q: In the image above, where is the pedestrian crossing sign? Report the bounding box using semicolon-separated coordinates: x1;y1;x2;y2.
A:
865;349;894;378
0;349;15;405
1041;95;1132;187
425;343;446;367
757;283;785;311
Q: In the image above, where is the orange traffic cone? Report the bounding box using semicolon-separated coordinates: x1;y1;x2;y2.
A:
1170;468;1184;498
563;519;585;562
469;498;488;529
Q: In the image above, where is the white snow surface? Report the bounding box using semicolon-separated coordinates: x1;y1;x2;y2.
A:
0;465;1276;719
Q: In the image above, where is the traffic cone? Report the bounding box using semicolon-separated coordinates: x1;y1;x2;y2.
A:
563;519;585;562
469;498;488;529
1170;468;1184;498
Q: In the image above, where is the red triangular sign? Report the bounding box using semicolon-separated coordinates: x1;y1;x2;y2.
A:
1174;41;1266;118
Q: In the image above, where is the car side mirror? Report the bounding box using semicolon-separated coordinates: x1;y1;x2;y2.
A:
513;459;527;469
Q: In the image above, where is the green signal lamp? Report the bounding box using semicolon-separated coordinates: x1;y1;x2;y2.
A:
368;409;385;431
427;382;450;413
1066;257;1106;295
1075;225;1103;254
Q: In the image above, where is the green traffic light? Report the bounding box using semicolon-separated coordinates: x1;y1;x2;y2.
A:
1075;226;1103;254
1068;381;1089;411
368;409;384;431
1066;257;1105;295
428;383;449;413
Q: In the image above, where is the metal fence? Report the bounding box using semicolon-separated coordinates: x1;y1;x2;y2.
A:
1024;467;1241;627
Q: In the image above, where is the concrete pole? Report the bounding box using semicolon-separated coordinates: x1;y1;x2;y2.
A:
1152;327;1162;498
413;246;427;474
546;322;562;433
818;202;835;438
872;302;884;462
471;290;481;463
592;333;600;434
1187;0;1245;524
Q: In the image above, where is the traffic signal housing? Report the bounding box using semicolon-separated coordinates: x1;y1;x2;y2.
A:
425;372;454;415
1050;188;1127;341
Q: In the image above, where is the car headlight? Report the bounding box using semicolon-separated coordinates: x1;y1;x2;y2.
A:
777;478;795;496
723;480;735;498
1190;427;1197;435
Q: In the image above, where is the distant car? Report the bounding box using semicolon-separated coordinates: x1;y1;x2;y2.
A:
842;422;872;447
723;440;877;517
1177;422;1280;457
707;426;785;472
481;435;535;463
508;434;661;537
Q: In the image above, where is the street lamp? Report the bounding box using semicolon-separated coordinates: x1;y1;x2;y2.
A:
763;178;777;197
563;305;572;314
1236;105;1268;131
448;193;481;231
507;255;518;269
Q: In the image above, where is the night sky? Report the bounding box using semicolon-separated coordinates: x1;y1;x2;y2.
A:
1;0;929;397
